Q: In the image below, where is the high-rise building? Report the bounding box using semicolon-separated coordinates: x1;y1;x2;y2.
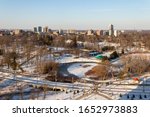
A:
43;26;49;33
114;30;118;37
34;27;37;33
109;24;114;36
87;29;94;35
59;29;64;35
38;26;42;33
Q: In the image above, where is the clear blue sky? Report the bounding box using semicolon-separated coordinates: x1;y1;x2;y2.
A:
0;0;150;30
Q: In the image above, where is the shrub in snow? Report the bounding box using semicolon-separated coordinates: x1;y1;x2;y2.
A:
36;61;59;74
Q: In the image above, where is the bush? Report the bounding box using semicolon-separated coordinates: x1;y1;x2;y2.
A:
122;56;150;75
37;61;59;74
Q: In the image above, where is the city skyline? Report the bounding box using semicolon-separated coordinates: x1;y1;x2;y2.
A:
1;0;150;30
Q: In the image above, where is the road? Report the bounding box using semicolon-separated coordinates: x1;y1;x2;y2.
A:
0;75;93;90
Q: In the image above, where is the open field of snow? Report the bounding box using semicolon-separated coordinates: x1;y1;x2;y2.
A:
67;63;98;78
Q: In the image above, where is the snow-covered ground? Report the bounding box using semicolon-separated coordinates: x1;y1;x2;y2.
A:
99;74;150;100
98;42;120;48
1;71;150;100
67;63;98;78
41;53;101;64
56;55;101;63
1;50;150;100
80;93;108;100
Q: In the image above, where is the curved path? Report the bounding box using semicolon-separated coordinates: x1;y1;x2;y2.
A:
58;62;99;78
58;63;79;78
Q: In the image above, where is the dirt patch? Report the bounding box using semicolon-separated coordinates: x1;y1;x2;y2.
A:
85;65;110;80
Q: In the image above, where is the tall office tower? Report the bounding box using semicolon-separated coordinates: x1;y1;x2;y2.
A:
38;26;42;33
43;26;49;33
114;30;118;37
109;24;114;36
34;27;37;33
59;29;64;35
